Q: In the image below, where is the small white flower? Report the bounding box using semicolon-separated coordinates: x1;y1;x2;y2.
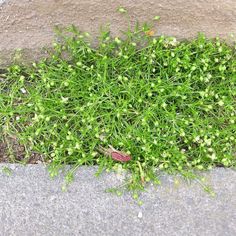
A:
162;152;168;158
151;53;156;58
153;38;157;44
64;81;69;87
161;102;167;108
138;98;142;103
207;73;212;79
153;15;160;21
68;149;73;155
199;91;205;97
205;139;212;146
20;88;27;94
170;37;178;46
61;97;69;103
141;118;146;123
115;37;121;44
118;7;127;13
218;100;224;106
194;136;200;142
84;32;90;37
141;146;147;151
210;153;216;160
92;152;97;157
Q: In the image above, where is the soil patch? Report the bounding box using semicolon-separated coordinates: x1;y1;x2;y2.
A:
0;138;44;164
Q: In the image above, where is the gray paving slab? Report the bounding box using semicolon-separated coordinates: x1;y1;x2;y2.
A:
0;0;7;6
0;164;235;236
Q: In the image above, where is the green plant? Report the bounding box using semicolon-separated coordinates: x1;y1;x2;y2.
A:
0;15;236;193
2;166;12;176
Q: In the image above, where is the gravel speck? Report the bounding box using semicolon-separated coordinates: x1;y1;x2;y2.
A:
138;211;143;219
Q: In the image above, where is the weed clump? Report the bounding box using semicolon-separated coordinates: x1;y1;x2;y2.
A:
1;20;236;191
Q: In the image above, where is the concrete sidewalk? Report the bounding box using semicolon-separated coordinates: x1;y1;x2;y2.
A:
0;164;235;236
1;0;236;67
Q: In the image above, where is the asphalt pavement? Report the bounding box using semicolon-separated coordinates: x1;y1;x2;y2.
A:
0;164;235;236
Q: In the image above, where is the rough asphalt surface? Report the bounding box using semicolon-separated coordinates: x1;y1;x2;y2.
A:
0;164;235;236
0;0;6;6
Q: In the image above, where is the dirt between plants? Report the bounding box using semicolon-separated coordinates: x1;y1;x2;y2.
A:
0;138;43;164
1;0;236;67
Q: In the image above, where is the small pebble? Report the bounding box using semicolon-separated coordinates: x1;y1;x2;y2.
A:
138;211;143;218
11;166;16;170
